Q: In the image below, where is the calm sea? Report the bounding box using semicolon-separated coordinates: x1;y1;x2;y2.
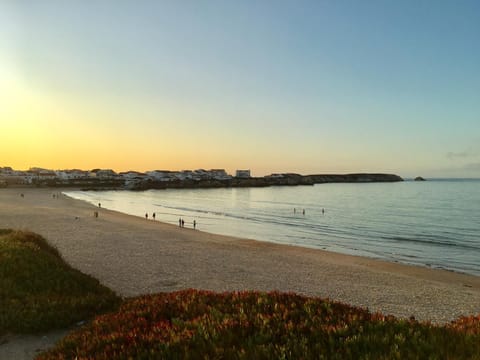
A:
65;179;480;276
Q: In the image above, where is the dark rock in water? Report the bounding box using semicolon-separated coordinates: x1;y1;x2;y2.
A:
414;176;426;181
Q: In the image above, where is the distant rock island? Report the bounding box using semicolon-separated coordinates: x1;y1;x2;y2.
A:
0;166;403;190
414;176;426;181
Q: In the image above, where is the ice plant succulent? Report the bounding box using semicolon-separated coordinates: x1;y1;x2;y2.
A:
38;289;480;359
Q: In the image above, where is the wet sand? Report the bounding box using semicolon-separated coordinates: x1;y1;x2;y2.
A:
1;187;479;358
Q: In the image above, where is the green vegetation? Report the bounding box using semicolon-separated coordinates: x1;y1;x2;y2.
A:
0;230;121;334
2;230;479;359
39;289;480;360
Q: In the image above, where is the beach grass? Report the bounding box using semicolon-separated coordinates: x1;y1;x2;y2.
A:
38;289;480;359
0;229;121;334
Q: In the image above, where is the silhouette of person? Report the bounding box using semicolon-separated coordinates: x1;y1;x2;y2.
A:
179;218;182;227
145;213;148;219
193;220;196;229
153;212;156;220
302;209;305;215
181;219;185;227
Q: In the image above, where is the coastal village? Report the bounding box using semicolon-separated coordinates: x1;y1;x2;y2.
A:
0;166;403;189
0;166;252;188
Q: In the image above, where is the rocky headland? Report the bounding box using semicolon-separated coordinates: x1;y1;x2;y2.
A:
129;173;403;190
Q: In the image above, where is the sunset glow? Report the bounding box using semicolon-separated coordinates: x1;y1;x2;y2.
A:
1;1;479;177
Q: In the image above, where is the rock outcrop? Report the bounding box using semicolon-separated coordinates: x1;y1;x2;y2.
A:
305;173;403;184
129;173;403;190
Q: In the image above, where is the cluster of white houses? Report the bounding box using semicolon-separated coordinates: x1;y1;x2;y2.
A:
0;167;251;186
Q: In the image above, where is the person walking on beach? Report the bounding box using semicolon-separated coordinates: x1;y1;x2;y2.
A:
181;219;185;227
98;203;101;208
179;218;182;227
145;213;148;220
152;212;156;220
193;220;196;229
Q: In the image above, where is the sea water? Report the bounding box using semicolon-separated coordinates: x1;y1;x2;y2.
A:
65;179;480;276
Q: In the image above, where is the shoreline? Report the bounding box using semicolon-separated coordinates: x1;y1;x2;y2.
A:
2;187;480;359
64;187;480;278
1;187;479;324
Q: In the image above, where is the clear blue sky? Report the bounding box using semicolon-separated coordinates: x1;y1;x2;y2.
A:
1;0;479;177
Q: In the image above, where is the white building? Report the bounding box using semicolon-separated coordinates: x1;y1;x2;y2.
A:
0;166;14;175
170;170;196;181
0;167;28;184
146;170;173;181
90;169;117;179
266;173;285;178
193;169;209;180
28;168;56;182
119;171;148;180
208;169;232;180
235;170;251;178
55;169;90;180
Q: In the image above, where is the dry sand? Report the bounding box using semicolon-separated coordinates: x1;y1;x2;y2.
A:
1;187;480;358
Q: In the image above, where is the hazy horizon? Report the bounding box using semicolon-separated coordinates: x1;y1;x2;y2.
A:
1;1;479;178
3;164;480;181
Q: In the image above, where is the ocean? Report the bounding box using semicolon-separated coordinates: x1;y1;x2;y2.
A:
64;179;480;276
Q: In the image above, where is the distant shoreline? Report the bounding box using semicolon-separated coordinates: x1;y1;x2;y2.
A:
1;173;404;191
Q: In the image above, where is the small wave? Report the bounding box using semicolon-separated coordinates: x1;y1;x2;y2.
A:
381;235;480;251
159;204;274;225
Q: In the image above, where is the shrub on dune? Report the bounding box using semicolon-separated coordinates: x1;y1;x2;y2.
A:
38;289;480;359
0;229;121;334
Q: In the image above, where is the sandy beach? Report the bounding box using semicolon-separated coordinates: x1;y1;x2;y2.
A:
1;187;480;358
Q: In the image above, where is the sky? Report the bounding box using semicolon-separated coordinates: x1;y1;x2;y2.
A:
1;0;479;178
